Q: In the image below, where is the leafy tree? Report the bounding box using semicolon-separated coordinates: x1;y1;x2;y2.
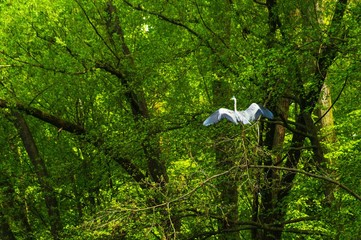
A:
0;0;361;239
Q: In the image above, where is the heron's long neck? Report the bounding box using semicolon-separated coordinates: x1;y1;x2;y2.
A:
233;98;237;112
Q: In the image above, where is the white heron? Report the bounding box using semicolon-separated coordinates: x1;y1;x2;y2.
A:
203;96;274;126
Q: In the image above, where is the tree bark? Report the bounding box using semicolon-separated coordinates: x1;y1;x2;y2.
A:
12;111;62;240
104;0;168;186
317;83;336;143
316;83;337;204
252;0;348;239
251;0;285;238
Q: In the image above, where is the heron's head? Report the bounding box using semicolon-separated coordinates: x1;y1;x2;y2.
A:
230;96;236;101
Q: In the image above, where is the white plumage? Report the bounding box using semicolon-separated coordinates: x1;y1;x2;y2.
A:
203;96;273;126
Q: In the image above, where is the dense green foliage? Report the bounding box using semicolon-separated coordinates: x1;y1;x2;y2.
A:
0;0;360;239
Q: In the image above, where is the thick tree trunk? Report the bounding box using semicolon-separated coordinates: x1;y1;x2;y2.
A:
252;0;348;239
316;83;337;204
104;1;172;237
12;112;62;240
252;98;289;239
104;0;168;187
317;83;336;143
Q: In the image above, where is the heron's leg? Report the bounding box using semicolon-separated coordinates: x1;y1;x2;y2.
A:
241;125;248;155
257;122;260;144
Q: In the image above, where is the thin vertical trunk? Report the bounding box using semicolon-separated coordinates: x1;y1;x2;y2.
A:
211;78;239;240
0;171;34;239
12;112;62;240
207;1;240;239
311;0;347;209
250;0;286;238
71;174;83;223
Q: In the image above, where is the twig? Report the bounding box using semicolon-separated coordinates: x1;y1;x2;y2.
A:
102;163;361;216
103;165;240;213
122;0;239;76
74;0;119;61
248;165;361;202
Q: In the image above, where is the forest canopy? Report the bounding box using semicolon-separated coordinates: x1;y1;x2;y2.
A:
0;0;361;239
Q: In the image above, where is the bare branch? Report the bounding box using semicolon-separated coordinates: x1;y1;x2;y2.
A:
102;165;240;213
0;50;88;75
189;224;327;239
74;0;119;61
122;0;239;75
248;165;361;202
101;163;361;215
315;74;348;124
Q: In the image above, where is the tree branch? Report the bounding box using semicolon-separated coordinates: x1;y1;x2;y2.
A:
315;74;348;124
0;98;148;186
248;165;361;202
123;0;202;41
188;222;327;239
0;99;86;135
310;0;348;105
122;0;239;76
0;50;87;75
11;111;63;239
74;0;119;61
105;163;361;213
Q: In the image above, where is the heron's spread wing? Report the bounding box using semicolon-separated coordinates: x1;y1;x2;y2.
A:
243;103;274;122
260;106;274;119
203;108;238;126
235;111;250;124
